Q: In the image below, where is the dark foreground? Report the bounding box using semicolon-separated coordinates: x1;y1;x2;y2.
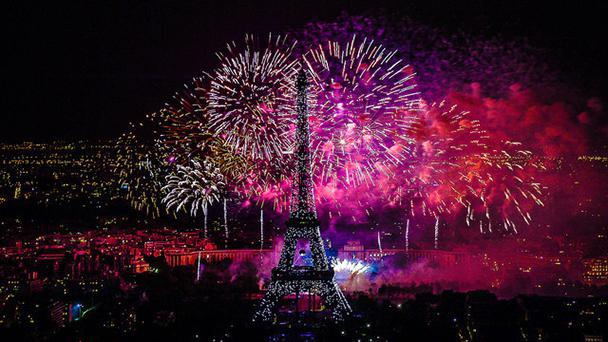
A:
1;260;607;342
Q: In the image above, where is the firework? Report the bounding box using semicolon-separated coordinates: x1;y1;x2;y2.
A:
292;17;555;237
160;73;283;211
161;77;215;164
397;100;544;233
386;100;489;217
303;35;420;190
202;34;423;216
130;27;547;242
116;112;172;218
161;85;268;244
162;160;225;237
206;33;298;161
200;34;298;210
456;146;545;233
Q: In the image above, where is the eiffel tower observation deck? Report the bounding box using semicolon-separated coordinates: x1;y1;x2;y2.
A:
253;68;351;322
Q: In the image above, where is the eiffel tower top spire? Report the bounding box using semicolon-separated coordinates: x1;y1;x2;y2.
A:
290;67;316;220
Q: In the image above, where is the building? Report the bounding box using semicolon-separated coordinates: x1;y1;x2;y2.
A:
583;258;608;286
338;240;472;267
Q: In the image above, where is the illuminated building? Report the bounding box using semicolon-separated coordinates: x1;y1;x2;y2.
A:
583;258;608;286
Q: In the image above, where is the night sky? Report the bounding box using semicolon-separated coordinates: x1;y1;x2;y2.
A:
3;0;607;142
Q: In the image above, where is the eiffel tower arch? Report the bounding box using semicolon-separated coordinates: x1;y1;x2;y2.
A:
253;69;351;322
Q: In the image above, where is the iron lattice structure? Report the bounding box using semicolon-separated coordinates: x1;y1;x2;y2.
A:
254;69;351;322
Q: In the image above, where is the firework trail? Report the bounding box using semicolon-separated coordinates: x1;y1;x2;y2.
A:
259;209;264;250
434;216;439;249
405;218;410;251
223;198;228;248
196;251;202;282
162;160;225;238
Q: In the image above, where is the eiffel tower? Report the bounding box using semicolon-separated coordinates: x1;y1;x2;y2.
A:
254;68;351;322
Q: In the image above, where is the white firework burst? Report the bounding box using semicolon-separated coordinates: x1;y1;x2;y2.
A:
162;160;225;237
332;258;371;277
206;33;298;161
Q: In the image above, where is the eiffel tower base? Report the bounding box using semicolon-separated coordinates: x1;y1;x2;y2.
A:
253;278;351;322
